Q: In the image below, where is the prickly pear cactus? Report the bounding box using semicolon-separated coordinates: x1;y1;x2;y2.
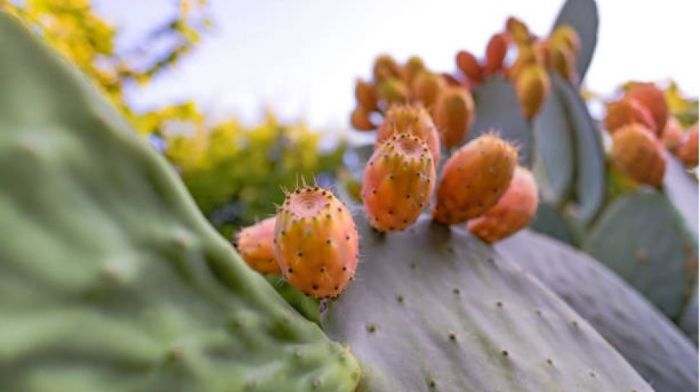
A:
0;12;360;391
499;230;698;392
322;213;653;391
583;190;698;321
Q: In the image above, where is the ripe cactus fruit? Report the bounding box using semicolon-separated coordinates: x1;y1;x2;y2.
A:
362;133;436;232
433;134;518;224
604;97;657;135
373;54;402;82
377;104;441;164
350;106;375;130
611;124;666;187
515;64;550;120
547;44;578;83
661;116;684;152
627;82;668;134
549;25;581;55
456;50;483;83
274;186;359;298
410;71;445;110
483;33;508;75
402;55;426;85
377;77;409;106
676;124;698;168
467;166;539;243
505;16;532;45
235;217;280;274
434;86;475;149
508;45;545;80
355;79;378;111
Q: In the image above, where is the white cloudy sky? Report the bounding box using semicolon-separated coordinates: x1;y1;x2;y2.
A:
96;0;699;129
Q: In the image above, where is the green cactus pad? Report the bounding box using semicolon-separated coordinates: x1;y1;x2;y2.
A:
533;75;575;204
0;13;359;391
553;0;598;82
680;283;698;344
499;230;698;392
553;74;606;225
471;76;533;166
583;190;698;320
529;202;576;245
663;152;699;238
322;214;652;391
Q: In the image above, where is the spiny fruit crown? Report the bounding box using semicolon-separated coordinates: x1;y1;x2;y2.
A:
362;133;436;232
611;123;666;187
467;166;539;243
377;104;441;164
275;186;359;299
433;133;518;225
235;216;279;275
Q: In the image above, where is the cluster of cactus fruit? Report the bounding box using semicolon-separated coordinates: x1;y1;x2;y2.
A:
238;104;539;298
3;0;700;391
605;82;698;187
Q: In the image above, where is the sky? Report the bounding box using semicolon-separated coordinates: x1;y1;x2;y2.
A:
95;0;699;130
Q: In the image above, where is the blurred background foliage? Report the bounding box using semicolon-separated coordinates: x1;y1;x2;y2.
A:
1;0;346;236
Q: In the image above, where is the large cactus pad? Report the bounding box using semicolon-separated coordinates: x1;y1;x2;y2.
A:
0;13;359;392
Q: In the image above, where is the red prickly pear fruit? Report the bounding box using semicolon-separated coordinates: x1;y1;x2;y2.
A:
355;79;378;111
627;82;669;134
434;86;475;149
403;56;426;85
484;33;509;75
676;124;698;168
456;50;483;83
362;133;436;232
515;65;551;120
274;186;359;299
377;104;441;165
373;54;402;82
505;16;532;45
377;78;409;107
467;166;539;243
549;25;581;55
411;71;446;111
604;97;657;136
611;123;666;187
661;116;684;152
235;217;279;275
433;133;518;224
350;106;375;131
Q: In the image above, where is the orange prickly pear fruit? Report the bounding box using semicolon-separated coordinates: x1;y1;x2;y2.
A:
403;56;426;85
350;106;375;131
484;33;509;75
627;82;669;134
440;73;462;87
456;50;483;83
377;77;409;107
661;116;684;152
604;97;657;135
549;25;581;55
355;79;378;111
508;44;544;80
467;166;539;243
547;44;578;83
676;124;698;168
373;54;402;82
515;64;551;120
611;123;667;187
433;133;518;224
506;16;532;45
362;133;436;232
411;71;446;111
377;104;441;165
434;86;475;149
274;186;359;299
235;217;279;275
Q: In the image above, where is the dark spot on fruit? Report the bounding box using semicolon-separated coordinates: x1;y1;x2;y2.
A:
312;284;318;290
297;252;303;257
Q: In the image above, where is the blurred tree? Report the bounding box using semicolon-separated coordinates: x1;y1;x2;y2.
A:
2;0;345;234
